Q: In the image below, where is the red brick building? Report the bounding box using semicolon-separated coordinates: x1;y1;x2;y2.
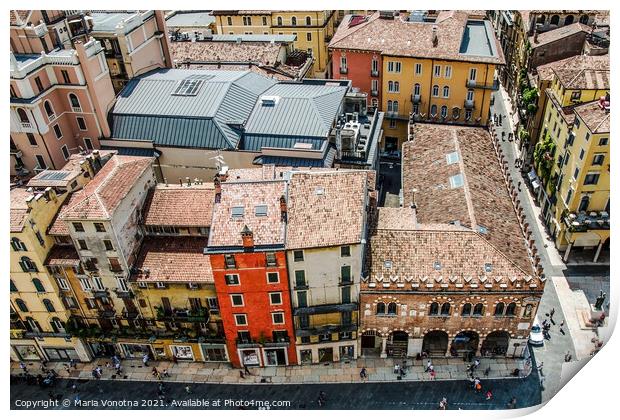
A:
329;14;382;111
206;179;296;367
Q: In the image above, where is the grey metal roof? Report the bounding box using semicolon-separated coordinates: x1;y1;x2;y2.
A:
254;146;336;168
241;135;325;152
111;69;276;149
166;12;215;28
100;146;156;157
244;83;347;137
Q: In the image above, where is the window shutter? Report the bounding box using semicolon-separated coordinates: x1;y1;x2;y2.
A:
11;241;18;251
19;261;27;272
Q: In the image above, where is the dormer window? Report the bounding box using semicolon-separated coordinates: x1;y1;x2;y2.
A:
231;206;244;218
433;261;441;270
255;205;268;216
384;260;392;269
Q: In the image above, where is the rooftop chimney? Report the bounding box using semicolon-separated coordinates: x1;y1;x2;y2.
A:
92;149;102;172
533;29;539;44
432;26;438;47
241;225;254;250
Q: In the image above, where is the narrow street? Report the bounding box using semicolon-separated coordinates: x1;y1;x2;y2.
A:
488;87;609;403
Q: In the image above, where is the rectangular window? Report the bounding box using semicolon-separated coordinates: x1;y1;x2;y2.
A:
267;272;279;284
306;32;312;41
84;138;93;150
234;314;247;326
207;297;219;312
294;270;306;287
299;314;309;328
61;145;69;160
108;257;122;272
573;168;580;180
372;59;378;73
444;65;452;78
73;222;84;232
434;65;441;77
389;119;397;128
579;149;585;160
266;252;277;266
599;137;609;146
341;286;351;303
340;56;347;71
79;277;92;291
35;76;44;93
371;79;378;91
272;312;285;324
116;276;128;291
56;277;69;290
53;124;62;139
156;282;167;289
61;70;70;84
237;331;251;342
341;246;351;257
27;133;37;146
77;117;87;131
230;294;244;307
262;16;267;25
78;239;88;250
269;292;282;305
225;274;240;285
592;154;605;166
293;250;304;262
297;291;307;308
469;68;477;81
415;63;422;75
94;223;106;232
342;311;352;325
341;265;351;283
565;187;574;205
584;173;600;185
224;254;236;268
103;240;114;251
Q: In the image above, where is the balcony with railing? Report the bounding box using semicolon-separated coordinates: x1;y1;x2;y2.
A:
98;307;116;318
114;288;134;299
411;93;421;104
371;69;379;77
91;288;109;298
464;99;475;109
466;79;499;90
236;335;290;348
156;307;210;323
339;66;348;75
563;211;610;232
371;89;378;97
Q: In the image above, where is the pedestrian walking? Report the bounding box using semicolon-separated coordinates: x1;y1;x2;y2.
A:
91;369;98;380
393;363;400;374
105;361;111;369
550;308;555;319
142;354;149;367
429;369;436;380
162;368;170;378
486;390;493;400
559;322;566;335
240;370;245;379
518;181;522;191
439;397;447;410
152;367;159;377
484;366;491;377
244;365;251;375
360;368;367;381
565;352;572;362
65;365;71;376
499;114;503;125
19;361;27;373
95;366;102;378
473;359;480;370
425;360;432;372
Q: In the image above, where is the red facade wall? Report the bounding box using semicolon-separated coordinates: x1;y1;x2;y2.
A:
331;49;382;107
210;250;297;367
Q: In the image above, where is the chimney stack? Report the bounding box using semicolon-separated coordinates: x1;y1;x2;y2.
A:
533;29;539;43
432;25;438;47
241;225;254;250
92;149;102;172
279;195;287;222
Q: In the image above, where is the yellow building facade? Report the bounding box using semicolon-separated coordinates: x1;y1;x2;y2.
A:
381;57;497;151
535;66;610;261
214;10;336;77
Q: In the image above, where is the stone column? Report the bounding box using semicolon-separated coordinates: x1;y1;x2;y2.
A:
408;338;422;358
563;241;573;262
380;337;388;358
593;240;604;262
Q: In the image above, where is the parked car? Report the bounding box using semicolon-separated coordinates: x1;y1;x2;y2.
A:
529;315;544;347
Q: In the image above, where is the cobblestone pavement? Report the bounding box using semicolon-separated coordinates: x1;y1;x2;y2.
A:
10;355;527;386
10;358;541;410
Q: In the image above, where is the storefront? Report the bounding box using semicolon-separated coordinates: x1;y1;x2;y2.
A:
239;348;261;367
170;345;195;361
120;343;153;359
43;347;80;361
12;344;41;361
199;343;228;362
88;341;117;358
263;347;288;366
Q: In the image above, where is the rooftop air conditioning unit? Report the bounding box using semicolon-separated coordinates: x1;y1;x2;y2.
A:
260;95;280;106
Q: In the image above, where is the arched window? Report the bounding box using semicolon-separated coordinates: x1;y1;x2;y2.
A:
10;237;27;251
432;85;439;96
505;302;517;316
550;15;560;25
537;15;546;24
15;299;29;312
440;302;451;316
452;107;460;120
443;86;450;97
393;101;399;113
440;106;448;119
461;303;472;316
523;304;533;318
430;104;438;116
579;15;589;24
376;302;386;315
69;93;81;110
414;83;421;95
291;16;297;26
44;101;55;119
277;16;283;26
387;100;393;112
473;303;484;316
494;302;505;316
32;278;45;293
564;15;574;25
578;196;589;212
429;302;439;316
43;299;55;312
17;108;29;123
306;16;311;26
394;81;399;92
387;302;397;315
20;256;38;272
51;317;66;333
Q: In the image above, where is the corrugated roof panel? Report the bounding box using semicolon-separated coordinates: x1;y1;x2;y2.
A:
241;135;325;151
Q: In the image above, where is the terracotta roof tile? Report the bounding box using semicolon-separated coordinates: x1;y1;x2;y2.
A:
10;10;31;26
551;54;609;90
574;100;610;134
132;237;213;283
208;180;287;247
48;202;70;236
402;124;534;276
61;155;153;220
330;11;504;65
143;184;215;227
529;22;590;48
10;188;32;232
286;170;369;249
45;246;80;266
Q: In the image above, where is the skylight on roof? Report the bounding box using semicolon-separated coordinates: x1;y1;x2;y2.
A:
172;78;205;96
477;225;488;234
433;261;442;270
255;205;268;216
446;151;459;165
484;263;493;273
449;173;464;189
231;206;245;218
384;260;392;269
